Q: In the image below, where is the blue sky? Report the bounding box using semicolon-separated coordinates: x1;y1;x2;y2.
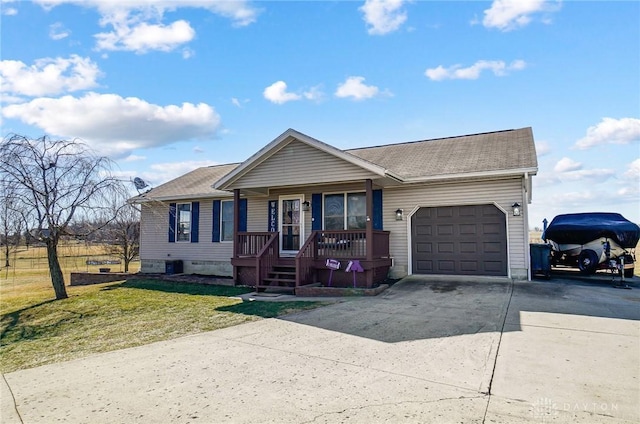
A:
1;0;639;228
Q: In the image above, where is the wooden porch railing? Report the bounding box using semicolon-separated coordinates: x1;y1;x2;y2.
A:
255;232;279;287
235;232;274;258
295;231;319;287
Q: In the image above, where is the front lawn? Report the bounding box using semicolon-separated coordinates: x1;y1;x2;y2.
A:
0;279;326;373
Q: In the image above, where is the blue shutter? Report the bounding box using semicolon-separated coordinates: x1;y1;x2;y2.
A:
212;200;221;242
168;203;176;242
312;193;322;231
191;201;199;243
239;198;247;232
373;189;383;230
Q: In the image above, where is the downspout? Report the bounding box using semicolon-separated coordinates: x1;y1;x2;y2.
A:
233;189;240;282
523;173;531;281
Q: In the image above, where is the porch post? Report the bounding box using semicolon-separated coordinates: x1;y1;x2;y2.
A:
365;179;374;288
233;189;240;281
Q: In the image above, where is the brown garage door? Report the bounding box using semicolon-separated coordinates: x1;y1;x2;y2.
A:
411;205;507;276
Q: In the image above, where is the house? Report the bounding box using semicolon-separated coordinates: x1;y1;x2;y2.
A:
132;127;538;292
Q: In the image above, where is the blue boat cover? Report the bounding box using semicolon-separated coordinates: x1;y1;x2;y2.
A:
542;212;640;248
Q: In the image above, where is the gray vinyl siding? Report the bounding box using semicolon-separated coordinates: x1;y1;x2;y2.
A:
231;141;379;188
139;199;234;263
382;177;527;278
140;178;529;279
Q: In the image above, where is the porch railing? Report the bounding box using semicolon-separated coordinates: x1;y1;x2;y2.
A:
316;230;367;258
295;232;319;287
235;232;274;258
255;233;279;287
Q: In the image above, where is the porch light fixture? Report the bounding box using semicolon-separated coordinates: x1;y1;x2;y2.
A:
302;200;311;212
395;208;404;221
511;202;521;216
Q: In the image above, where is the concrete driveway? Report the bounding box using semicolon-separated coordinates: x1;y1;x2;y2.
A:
2;275;639;423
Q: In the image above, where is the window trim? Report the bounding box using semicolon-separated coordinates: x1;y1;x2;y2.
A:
322;191;366;230
175;202;192;243
220;200;234;243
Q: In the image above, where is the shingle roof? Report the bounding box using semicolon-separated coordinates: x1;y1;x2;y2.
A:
346;127;537;180
132;127;537;201
132;163;239;202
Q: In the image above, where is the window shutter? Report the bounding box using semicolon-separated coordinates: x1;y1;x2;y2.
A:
212;200;221;242
312;193;322;231
239;198;248;232
191;201;200;243
168;203;176;243
373;189;383;230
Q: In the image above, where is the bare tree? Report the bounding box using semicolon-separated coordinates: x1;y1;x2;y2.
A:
105;201;140;273
0;135;124;300
0;181;23;268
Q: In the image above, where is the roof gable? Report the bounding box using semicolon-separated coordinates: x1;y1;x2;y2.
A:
214;129;397;191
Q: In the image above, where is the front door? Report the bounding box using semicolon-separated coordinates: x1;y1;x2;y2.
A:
280;195;304;254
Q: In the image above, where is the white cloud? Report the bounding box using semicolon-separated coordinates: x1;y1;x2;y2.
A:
535;141;551;156
3;7;17;16
624;158;640;179
123;154;147;162
359;0;408;35
335;76;381;100
559;168;616;182
553;157;582;173
0;55;101;97
96;19;195;53
263;81;301;104
303;85;325;102
33;0;259;53
574;117;640;150
482;0;561;31
146;160;220;186
49;22;70;40
1;92;220;158
425;59;526;81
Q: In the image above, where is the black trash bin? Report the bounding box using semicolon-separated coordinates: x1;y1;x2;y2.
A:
165;260;183;275
530;243;551;279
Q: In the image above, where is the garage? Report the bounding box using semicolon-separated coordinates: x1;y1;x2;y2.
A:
411;205;508;276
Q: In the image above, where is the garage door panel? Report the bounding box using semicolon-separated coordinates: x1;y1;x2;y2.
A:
459;242;477;253
460;261;479;272
437;242;454;254
412;205;507;276
459;224;477;235
483;241;503;253
437;260;455;272
437;224;454;235
416;261;433;271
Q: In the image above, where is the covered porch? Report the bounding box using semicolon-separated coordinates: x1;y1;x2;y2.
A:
232;228;391;293
212;129;401;293
229;178;392;293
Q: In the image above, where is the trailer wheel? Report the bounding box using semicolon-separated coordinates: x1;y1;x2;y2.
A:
578;249;598;274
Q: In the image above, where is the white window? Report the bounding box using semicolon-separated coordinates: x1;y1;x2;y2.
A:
176;203;191;242
221;200;234;242
323;193;366;230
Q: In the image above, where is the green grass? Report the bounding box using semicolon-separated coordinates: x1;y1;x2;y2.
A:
0;279;327;373
1;265;328;373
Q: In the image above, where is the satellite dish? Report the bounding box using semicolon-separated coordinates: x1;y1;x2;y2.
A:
133;177;148;190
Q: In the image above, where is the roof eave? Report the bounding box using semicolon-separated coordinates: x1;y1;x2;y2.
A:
130;191;234;203
401;167;538;184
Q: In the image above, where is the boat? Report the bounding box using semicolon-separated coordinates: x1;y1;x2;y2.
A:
542;212;639;277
